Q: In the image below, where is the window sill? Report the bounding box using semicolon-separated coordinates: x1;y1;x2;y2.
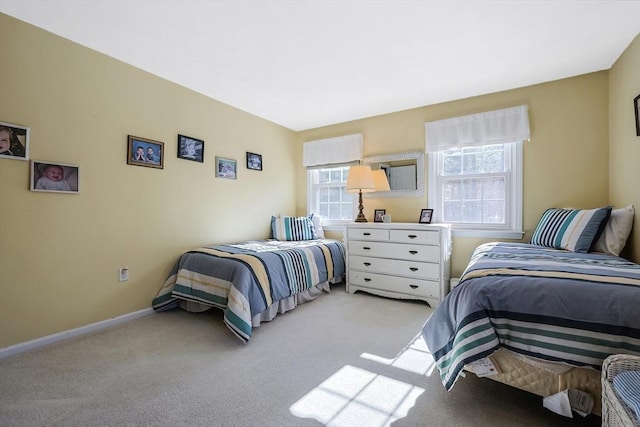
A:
451;229;525;239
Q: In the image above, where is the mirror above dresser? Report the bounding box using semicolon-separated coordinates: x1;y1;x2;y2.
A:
363;151;425;198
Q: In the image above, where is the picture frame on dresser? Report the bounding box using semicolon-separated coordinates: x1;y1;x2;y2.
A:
374;209;386;223
419;209;433;224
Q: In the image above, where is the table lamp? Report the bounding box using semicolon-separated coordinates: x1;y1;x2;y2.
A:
346;165;375;222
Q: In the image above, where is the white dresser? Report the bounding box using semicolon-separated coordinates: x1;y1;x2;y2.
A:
345;222;451;307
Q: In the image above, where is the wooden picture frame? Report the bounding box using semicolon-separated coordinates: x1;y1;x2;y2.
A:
216;157;237;179
634;94;640;137
30;160;79;193
246;152;262;171
0;121;29;161
177;134;204;163
374;209;386;223
419;208;433;224
127;135;164;169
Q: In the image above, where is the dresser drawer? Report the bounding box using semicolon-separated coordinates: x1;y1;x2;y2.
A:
349;255;439;280
347;228;389;241
350;271;440;299
348;241;439;262
389;229;439;245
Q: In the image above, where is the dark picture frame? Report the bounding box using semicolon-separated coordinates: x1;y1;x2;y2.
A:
419;208;433;224
177;134;204;163
246;152;262;171
30;160;79;194
374;209;386;223
127;135;164;169
216;157;237;179
634;94;640;137
0;121;29;161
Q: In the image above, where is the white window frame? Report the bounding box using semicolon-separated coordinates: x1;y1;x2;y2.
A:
307;163;358;230
428;141;524;239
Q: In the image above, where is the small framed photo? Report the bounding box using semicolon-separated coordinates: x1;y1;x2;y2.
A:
419;209;433;224
216;157;237;179
374;209;386;223
177;134;204;163
0;121;29;161
634;94;640;137
30;160;79;193
127;135;164;169
246;152;262;171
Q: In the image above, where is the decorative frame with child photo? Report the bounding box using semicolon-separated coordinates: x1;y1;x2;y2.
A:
216;157;237;179
127;135;164;169
246;152;262;171
177;134;204;163
30;160;79;194
0;121;29;161
374;209;386;223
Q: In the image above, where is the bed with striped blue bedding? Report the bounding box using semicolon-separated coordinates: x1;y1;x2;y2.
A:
422;242;640;391
152;239;345;342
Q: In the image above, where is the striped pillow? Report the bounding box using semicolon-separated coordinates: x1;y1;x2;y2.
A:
271;215;319;241
530;207;611;253
612;371;640;423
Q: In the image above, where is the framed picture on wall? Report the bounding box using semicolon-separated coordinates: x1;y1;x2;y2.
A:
216;157;237;179
177;134;204;162
30;160;79;193
246;152;262;171
634;94;640;137
127;135;164;169
0;121;29;161
419;209;433;224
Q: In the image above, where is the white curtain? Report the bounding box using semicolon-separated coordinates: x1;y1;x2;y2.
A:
425;105;530;152
303;133;363;167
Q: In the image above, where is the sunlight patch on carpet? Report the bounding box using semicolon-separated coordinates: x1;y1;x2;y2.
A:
361;333;436;376
290;365;424;427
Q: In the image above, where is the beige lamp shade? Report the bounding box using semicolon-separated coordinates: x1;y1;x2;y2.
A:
371;169;391;192
346;165;375;193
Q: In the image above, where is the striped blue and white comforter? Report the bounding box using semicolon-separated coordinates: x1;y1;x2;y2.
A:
422;242;640;391
152;239;345;342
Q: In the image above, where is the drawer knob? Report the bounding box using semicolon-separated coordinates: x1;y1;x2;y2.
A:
408;234;417;239
409;250;418;255
363;232;371;236
410;284;419;289
363;246;371;250
364;278;371;282
409;267;419;271
364;262;371;266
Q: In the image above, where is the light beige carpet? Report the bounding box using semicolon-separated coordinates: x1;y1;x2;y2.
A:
0;284;600;426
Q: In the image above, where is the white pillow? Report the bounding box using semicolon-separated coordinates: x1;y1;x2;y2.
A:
591;205;635;256
310;214;325;239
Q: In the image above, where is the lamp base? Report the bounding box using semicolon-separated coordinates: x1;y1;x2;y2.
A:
354;213;368;223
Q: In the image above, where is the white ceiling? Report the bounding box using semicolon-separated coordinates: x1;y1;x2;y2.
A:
2;1;639;131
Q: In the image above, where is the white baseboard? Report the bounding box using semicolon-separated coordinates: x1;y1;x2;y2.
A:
0;308;156;359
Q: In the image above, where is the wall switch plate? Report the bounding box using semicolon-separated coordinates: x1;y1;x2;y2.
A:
118;267;129;282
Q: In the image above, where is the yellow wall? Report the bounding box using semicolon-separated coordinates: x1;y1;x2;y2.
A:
609;34;640;262
296;72;611;275
0;15;297;348
1;13;636;350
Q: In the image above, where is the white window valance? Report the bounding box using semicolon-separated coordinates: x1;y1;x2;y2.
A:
425;105;530;152
303;133;363;167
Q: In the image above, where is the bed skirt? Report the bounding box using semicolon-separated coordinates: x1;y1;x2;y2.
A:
466;348;602;415
178;278;338;327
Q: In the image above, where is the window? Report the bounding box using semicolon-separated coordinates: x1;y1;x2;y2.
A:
429;141;523;238
307;165;355;223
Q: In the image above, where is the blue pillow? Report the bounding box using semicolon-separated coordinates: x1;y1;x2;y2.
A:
613;370;640;423
271;215;318;241
530;207;611;253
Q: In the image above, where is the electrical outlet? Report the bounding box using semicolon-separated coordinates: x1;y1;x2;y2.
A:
118;267;129;282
